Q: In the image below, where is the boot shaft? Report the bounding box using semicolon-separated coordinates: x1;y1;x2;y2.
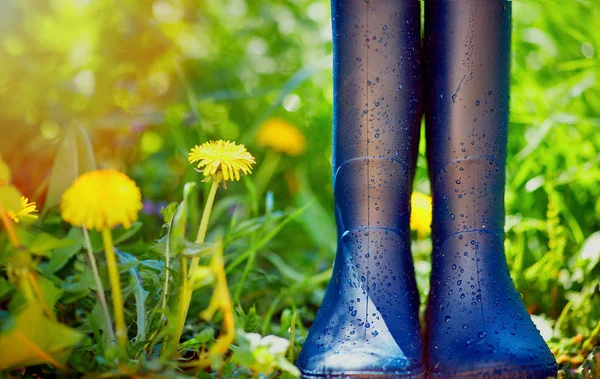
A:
424;0;511;244
423;3;558;375
332;0;422;236
296;2;426;376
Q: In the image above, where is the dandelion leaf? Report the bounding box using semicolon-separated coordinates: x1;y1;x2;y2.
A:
40;227;84;275
16;229;77;258
160;202;178;226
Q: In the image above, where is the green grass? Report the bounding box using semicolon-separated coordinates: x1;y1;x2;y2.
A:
0;0;599;377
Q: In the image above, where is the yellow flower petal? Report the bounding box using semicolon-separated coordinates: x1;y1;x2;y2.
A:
60;170;142;231
7;196;39;223
188;140;256;185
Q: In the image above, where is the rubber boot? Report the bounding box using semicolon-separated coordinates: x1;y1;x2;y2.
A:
296;1;424;378
423;1;557;377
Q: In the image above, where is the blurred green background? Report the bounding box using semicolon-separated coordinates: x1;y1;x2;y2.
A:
0;0;599;373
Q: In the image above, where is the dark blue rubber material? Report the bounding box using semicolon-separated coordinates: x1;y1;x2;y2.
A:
423;1;558;377
296;0;424;377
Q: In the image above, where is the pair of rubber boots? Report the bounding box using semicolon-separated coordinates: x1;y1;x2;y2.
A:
297;1;557;378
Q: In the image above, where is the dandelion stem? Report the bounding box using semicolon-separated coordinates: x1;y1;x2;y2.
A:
195;181;220;244
83;227;116;346
168;180;219;357
102;228;127;348
189;180;219;283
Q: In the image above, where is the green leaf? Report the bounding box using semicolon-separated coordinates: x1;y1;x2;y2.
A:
265;252;304;284
43;124;96;213
235;305;261;333
112;221;142;245
17;229;77;257
0;305;82;370
0;185;22;213
8;275;63;315
170;182;196;254
117;250;149;343
40;228;83;275
182;241;220;258
294;167;336;254
226;204;310;274
226;211;286;242
60;267;95;304
160;202;178;225
151;235;168;256
195;328;215;344
0;277;14;300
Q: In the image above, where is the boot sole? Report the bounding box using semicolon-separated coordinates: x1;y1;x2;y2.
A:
300;369;426;379
427;363;558;378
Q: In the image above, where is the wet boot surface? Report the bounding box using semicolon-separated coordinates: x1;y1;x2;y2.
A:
423;1;557;377
296;0;424;377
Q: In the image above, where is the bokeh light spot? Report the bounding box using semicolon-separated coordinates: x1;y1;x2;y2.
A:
283;94;301;112
141;131;164;154
40;120;61;140
581;42;594;58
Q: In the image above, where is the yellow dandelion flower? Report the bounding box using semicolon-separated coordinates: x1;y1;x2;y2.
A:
256;118;307;156
61;170;142;231
7;196;39;223
411;192;432;236
188;140;256;184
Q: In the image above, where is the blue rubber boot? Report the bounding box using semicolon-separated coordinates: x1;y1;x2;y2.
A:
423;1;558;378
296;1;424;378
